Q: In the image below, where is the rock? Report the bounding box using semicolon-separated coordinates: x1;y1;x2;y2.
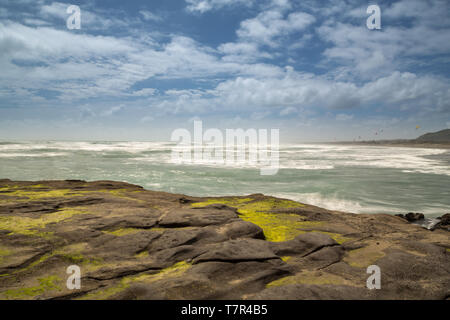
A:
405;212;425;222
0;180;448;300
193;239;278;264
438;213;450;225
158;207;237;227
269;232;337;257
435;213;450;231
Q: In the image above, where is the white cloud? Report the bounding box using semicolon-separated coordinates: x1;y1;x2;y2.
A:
1;0;449;132
40;2;68;20
39;1;130;30
139;10;163;22
336;114;354;121
102;105;124;116
132;88;157;97
185;0;253;13
316;0;450;79
0;22;246;102
237;10;315;46
218;42;272;62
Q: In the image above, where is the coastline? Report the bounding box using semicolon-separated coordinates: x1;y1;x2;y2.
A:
0;179;448;300
324;141;450;149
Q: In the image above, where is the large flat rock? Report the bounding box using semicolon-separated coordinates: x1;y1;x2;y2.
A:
0;179;448;300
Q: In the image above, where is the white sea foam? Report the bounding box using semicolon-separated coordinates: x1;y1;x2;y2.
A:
273;192;367;213
1;142;448;175
279;144;450;175
0;142;448;216
0;152;68;158
0;141;172;153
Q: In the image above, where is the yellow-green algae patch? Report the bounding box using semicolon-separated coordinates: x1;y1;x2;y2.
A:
103;228;144;237
78;261;191;300
0;208;89;238
343;242;388;268
192;197;326;242
0;246;12;264
0;186;144;205
0;188;86;202
53;243;103;265
2;243;103;279
99;189;146;203
266;270;353;288
2;275;62;299
135;251;149;258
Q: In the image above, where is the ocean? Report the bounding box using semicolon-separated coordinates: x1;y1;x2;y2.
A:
0;141;449;217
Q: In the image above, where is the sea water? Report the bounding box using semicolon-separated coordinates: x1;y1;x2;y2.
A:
0;141;449;217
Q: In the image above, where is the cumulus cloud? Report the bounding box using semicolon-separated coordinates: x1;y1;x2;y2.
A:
316;0;450;80
237;10;315;46
185;0;253;13
0;0;449;138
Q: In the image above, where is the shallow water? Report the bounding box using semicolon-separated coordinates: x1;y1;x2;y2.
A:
0;141;449;217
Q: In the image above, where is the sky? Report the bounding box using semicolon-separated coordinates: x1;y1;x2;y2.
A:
0;0;449;142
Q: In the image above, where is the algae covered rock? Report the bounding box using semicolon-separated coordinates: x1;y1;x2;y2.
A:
0;179;449;300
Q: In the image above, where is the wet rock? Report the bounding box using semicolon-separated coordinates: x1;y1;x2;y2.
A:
398;212;425;222
435;213;450;231
438;213;450;225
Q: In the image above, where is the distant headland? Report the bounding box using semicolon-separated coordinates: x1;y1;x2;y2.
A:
333;129;450;148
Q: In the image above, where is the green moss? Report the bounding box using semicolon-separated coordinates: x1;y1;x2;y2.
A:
135;251;149;258
3;275;62;299
4;244;102;279
191;197;254;208
53;243;103;265
0;186;145;205
192;197;322;242
281;256;292;262
266;271;350;288
0;208;89;238
0;188;85;202
103;228;143;237
344;244;386;268
0;246;12;264
79;261;191;300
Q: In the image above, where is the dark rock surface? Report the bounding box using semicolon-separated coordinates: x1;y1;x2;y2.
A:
396;212;425;222
0;179;448;300
435;213;450;231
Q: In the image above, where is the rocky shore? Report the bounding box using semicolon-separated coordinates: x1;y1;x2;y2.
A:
0;179;449;300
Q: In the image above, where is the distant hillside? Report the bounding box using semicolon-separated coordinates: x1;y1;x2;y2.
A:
416;129;450;142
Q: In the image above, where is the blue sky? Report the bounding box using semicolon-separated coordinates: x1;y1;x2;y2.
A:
0;0;449;141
